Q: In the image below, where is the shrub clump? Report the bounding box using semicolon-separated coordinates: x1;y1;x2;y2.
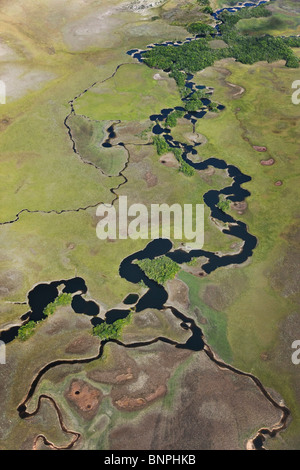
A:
18;321;37;341
143;5;299;73
172;148;195;177
217;198;230;212
187;23;215;36
136;256;181;284
153;135;171;156
92;313;132;341
43;293;72;317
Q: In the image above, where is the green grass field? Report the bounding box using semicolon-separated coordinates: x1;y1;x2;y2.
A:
67;115;128;176
75;64;181;122
179;56;300;447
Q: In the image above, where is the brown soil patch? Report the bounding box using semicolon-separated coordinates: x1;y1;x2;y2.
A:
113;120;152;145
115;384;167;411
109;351;282;450
65;379;103;420
253;145;267;152
159;152;180;168
0;270;23;298
269;249;300;303
166;279;189;309
203;284;232;312
44;317;69;336
115;396;146;410
227;81;245;98
66;242;76;250
0;117;12;132
65;335;97;354
87;346;138;385
88;342;191;414
198;166;215;184
205;64;244;100
184;132;207;146
116;368;134;383
144;171;158;188
260;158;275;166
231;201;248;215
260;352;270;362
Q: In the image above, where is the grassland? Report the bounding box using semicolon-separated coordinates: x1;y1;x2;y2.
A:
67;115;128;176
75;63;181;122
236;0;300;37
0;0;299;451
6;336;282;450
179;56;300;448
212;0;300;37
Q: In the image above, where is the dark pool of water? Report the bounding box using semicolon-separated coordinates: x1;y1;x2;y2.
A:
62;277;87;294
28;282;60;321
71;295;100;316
0;325;21;344
123;293;139;305
105;309;131;324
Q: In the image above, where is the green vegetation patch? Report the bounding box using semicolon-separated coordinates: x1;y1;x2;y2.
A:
144;5;300;74
187;257;198;266
164;109;185;128
153;135;171;156
217;197;230;212
187;23;215;35
43;293;72;317
172;147;195;177
92;313;132;341
136;256;181;285
153;139;195;177
17;293;72;341
196;0;213;12
18;321;37;341
179;160;195;177
220;4;272;24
